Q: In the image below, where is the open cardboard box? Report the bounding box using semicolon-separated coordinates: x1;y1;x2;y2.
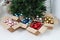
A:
0;16;21;32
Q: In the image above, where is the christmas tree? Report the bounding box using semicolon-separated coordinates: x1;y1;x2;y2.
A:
10;0;46;19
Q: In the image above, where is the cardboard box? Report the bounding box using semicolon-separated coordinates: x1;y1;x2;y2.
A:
0;16;21;32
19;23;28;29
44;24;54;30
27;25;47;35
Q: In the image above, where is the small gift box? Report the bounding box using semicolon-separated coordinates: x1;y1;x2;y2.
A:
43;13;56;30
27;21;47;35
19;18;32;29
0;16;21;32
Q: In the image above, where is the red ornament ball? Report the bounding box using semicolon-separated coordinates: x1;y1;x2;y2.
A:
30;21;43;30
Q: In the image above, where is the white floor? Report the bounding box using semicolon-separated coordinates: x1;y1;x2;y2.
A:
0;24;60;40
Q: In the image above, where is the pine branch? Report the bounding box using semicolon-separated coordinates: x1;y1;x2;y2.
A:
10;0;46;18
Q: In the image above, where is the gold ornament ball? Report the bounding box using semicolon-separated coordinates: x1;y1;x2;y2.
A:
50;20;54;24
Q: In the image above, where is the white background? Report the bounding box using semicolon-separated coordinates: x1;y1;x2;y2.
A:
54;0;60;20
0;0;60;40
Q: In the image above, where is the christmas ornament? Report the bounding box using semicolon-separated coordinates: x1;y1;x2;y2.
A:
21;19;29;24
34;15;42;22
21;17;32;24
27;21;47;35
13;13;20;17
0;16;21;32
15;14;24;22
43;13;55;30
19;18;32;29
30;21;42;30
3;18;18;27
43;16;54;24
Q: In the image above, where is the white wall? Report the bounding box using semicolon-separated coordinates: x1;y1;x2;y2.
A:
54;0;60;19
46;0;60;20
